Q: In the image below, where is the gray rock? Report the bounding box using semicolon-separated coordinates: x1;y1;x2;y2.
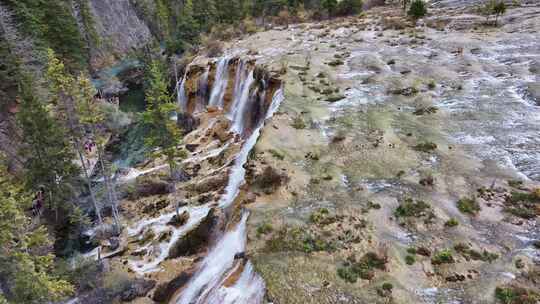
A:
121;279;156;302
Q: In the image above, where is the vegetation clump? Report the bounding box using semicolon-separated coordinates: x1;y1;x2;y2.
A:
310;208;337;226
445;218;459;227
337;252;388;283
454;243;498;263
256;223;274;236
503;189;540;219
408;0;428;24
495;286;539;304
265;226;336;253
413;142;438;153
395;198;431;218
431;249;455;265
457;197;481;215
291;116;307;129
253;166;290;194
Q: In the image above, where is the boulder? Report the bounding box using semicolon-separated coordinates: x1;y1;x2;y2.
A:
168;208;221;258
121;279;156;302
153;272;192;303
168;211;190;227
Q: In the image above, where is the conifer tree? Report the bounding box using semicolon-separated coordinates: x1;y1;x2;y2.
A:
45;49;103;225
16;74;80;221
322;0;337;17
142;60;185;180
177;0;200;46
193;0;217;32
0;156;74;304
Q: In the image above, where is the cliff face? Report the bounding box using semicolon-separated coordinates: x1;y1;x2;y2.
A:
79;0;154;69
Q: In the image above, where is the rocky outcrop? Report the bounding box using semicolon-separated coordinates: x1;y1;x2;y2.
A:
168;208;221;258
83;0;153;69
120;279;156;302
152;271;192;303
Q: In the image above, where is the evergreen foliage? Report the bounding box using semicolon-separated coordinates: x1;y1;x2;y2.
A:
408;0;428;24
0;157;74;304
141;60;185;178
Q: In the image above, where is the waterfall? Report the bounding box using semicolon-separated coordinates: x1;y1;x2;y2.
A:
171;57;284;304
196;67;210;112
219;87;284;208
173;212;264;304
178;68;189;112
208;57;230;108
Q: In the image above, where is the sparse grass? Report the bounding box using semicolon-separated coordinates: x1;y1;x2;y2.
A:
457;197;481;215
265;226;335;253
507;180;524;189
256;223;273;236
454;243;498;263
291;116;307;129
268;149;285;160
431;249;455;265
310;208;337;226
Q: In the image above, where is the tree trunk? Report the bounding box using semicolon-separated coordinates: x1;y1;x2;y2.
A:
75;140;102;225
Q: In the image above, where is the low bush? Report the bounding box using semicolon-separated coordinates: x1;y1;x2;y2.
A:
431;249;455;265
413;142;437;153
457;197;481;215
395;198;431;218
445;218;459;227
253;166;289;194
337;252;388;283
495;286;540;304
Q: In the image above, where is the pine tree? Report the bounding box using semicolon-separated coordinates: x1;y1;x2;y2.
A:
177;0;200;45
322;0;337;17
193;0;217;32
16;74;80;221
142;60;185;180
407;0;427;24
0;156;74;303
45;49;104;225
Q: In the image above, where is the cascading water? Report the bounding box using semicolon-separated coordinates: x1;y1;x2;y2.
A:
208;57;230;108
170;57;284;303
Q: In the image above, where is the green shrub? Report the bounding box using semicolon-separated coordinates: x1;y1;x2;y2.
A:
337;252;388;283
336;0;363;16
395;198;431;217
408;0;428;24
405;255;416;265
495;286;540;304
431;249;455;265
457;197;481;215
445;218;459;227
